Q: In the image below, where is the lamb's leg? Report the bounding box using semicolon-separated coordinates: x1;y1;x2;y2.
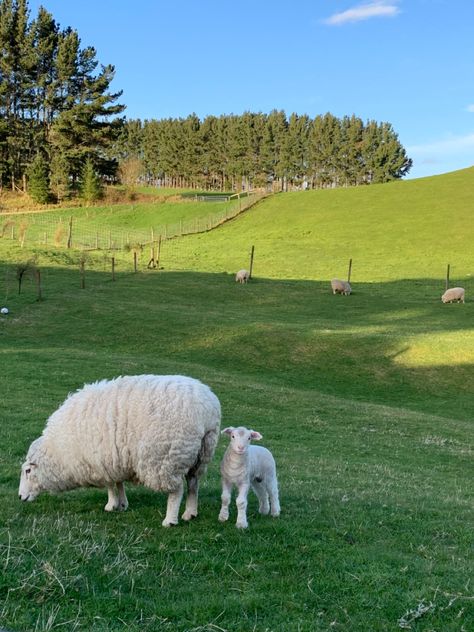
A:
182;472;199;521
218;480;232;522
162;478;183;527
251;480;270;515
104;485;120;511
268;479;281;517
236;484;250;529
117;482;128;511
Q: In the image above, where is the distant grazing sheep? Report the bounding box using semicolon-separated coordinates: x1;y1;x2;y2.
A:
235;269;250;284
441;287;465;303
331;278;352;295
218;426;280;529
19;375;221;526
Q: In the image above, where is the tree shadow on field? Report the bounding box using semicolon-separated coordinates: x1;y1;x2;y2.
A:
0;261;473;422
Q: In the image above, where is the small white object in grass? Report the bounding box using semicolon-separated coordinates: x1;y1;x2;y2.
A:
0;307;8;315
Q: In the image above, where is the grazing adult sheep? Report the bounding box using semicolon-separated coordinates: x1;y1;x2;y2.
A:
441;287;465;303
235;269;250;284
19;375;221;527
331;279;351;295
218;426;280;529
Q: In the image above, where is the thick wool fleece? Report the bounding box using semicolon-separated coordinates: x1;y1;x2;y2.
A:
26;375;221;494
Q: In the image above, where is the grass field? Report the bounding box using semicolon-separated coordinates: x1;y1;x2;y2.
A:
0;170;473;631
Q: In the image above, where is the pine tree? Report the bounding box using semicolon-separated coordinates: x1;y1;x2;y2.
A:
80;157;102;205
49;149;69;202
27;152;49;203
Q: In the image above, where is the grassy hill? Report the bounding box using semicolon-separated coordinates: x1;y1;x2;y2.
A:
0;170;473;631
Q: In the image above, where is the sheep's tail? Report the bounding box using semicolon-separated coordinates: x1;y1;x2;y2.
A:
188;427;220;479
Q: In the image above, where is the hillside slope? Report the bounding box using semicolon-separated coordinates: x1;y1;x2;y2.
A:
161;167;474;283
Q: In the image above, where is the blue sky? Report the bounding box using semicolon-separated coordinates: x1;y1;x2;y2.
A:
28;0;474;179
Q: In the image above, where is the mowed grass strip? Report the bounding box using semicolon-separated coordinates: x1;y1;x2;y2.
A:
1;170;473;630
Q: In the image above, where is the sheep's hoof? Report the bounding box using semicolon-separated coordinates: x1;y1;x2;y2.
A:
162;518;178;527
118;502;129;511
104;502;119;512
182;510;197;521
258;505;270;515
218;512;229;522
236;521;248;529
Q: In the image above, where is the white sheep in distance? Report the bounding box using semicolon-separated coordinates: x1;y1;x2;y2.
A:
218;426;280;529
19;375;221;527
331;279;352;295
235;269;250;284
441;287;465;303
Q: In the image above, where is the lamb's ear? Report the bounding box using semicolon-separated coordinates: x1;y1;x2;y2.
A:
250;431;262;441
221;427;234;435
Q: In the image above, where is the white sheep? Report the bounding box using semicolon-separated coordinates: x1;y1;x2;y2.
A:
218;426;280;529
441;287;465;303
235;269;250;284
331;278;351;295
19;375;221;527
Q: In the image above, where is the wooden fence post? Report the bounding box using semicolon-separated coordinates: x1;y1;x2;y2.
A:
446;264;450;291
156;235;162;270
80;260;85;289
111;257;115;281
133;251;137;273
348;258;353;283
67;216;73;249
249;245;255;279
36;269;42;301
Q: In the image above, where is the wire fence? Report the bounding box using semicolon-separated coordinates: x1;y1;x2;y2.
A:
0;191;268;252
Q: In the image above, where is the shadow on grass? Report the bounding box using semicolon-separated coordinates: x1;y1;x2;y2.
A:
1;263;473;422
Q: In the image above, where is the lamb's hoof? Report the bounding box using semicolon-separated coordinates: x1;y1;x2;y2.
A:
162;518;178;527
259;506;270;515
118;502;129;512
218;513;228;522
182;510;197;521
236;521;248;529
104;503;119;512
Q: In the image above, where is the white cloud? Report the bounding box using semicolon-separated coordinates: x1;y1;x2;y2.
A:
466;104;474;113
323;1;400;26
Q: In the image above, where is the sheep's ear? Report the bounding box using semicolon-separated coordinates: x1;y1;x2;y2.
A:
221;427;234;435
250;431;262;441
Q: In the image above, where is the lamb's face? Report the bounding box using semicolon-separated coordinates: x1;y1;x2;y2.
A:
19;461;41;501
223;426;263;455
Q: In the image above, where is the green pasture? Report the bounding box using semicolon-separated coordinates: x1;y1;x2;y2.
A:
0;170;473;631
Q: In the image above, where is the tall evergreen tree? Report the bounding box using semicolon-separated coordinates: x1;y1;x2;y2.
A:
80;157;102;204
27;152;49;203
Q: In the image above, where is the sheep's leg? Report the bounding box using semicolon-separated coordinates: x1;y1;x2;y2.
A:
182;472;199;521
162;479;183;527
268;480;281;517
104;485;120;512
117;482;128;511
218;480;233;522
251;480;270;515
235;484;250;529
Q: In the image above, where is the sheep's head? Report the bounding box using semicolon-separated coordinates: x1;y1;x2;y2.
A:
222;426;262;455
18;438;44;502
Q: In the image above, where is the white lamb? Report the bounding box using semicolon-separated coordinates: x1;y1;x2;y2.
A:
218;426;280;529
441;287;465;303
331;278;351;295
19;375;221;527
235;269;250;284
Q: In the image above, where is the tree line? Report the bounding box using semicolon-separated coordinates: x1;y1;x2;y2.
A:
116;112;412;192
0;0;412;203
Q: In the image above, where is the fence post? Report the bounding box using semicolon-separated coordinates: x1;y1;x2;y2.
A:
133;251;137;273
446;264;450;291
111;257;115;281
156;235;162;270
347;258;353;283
67;216;73;249
80;259;85;289
249;245;255;279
